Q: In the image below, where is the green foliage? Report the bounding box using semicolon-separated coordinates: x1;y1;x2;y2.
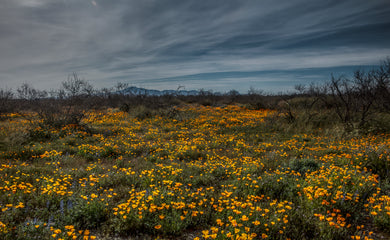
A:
65;199;108;230
27;126;54;142
290;158;321;176
256;174;299;201
364;148;390;180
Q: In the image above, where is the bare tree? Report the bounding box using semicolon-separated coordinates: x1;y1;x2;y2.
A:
13;74;98;130
372;58;390;112
326;59;390;131
115;82;129;93
62;73;94;98
328;75;356;130
0;88;14;115
294;84;306;94
353;69;376;128
17;83;47;100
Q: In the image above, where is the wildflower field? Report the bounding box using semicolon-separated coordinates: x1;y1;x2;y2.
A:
0;104;389;239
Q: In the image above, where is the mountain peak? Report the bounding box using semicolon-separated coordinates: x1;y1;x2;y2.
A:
119;86;200;96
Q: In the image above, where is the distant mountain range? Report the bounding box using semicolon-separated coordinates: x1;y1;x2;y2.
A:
118;86;200;96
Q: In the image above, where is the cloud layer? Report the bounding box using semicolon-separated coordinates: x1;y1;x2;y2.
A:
1;0;390;92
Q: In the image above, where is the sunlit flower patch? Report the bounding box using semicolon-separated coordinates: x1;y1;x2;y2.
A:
0;104;389;239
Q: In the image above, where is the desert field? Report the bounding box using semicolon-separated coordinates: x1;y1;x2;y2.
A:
0;104;389;239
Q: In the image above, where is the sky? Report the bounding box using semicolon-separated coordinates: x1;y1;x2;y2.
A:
1;0;390;93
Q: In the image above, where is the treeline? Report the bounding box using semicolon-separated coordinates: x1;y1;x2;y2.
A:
1;59;389;134
280;58;390;133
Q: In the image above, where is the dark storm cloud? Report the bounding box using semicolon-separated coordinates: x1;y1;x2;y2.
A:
1;0;390;92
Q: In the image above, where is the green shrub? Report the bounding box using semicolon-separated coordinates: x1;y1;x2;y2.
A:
364;148;390;180
290;158;321;176
65;199;108;229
